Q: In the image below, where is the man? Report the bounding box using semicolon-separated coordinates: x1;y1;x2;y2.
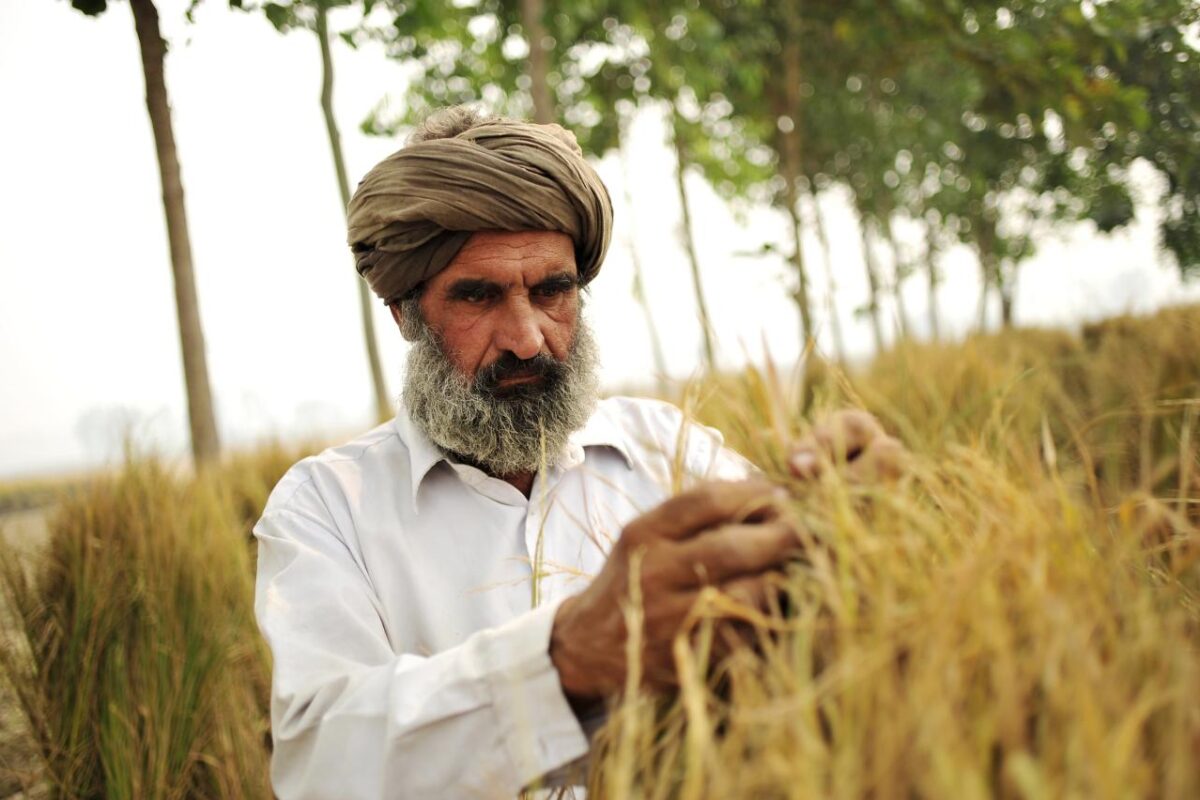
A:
253;106;902;799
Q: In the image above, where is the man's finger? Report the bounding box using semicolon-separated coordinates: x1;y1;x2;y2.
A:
788;438;825;480
624;479;784;544
667;521;802;586
790;409;890;479
844;435;908;484
813;409;885;460
718;572;778;611
710;574;782;660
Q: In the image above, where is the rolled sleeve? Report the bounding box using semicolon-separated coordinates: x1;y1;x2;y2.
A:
479;600;590;787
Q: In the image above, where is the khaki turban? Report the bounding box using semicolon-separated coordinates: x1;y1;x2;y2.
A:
346;120;613;303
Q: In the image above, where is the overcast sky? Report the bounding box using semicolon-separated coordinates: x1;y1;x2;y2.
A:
2;0;1199;479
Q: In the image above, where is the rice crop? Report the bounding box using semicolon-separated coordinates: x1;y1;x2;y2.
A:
590;307;1199;798
0;445;304;799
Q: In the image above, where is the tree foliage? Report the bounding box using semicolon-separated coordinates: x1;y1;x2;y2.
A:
342;0;1198;334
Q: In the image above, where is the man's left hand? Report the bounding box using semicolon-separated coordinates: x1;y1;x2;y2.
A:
788;409;908;484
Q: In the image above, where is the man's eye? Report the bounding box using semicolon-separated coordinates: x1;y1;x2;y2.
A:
454;286;496;304
533;280;575;299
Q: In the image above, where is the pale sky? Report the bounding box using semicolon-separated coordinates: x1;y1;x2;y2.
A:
2;0;1199;479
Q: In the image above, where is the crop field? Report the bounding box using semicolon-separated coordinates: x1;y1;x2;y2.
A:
2;305;1198;799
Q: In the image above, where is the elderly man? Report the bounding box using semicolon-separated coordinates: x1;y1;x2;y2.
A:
253;106;901;799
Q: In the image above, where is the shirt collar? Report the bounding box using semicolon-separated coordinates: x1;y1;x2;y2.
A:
567;404;634;470
395;410;449;507
395;401;634;506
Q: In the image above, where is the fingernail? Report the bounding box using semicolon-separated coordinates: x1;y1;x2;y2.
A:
791;451;816;474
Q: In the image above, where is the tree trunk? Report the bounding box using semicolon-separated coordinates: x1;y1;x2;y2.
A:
808;190;847;362
975;214;999;332
521;0;553;124
784;200;815;346
924;223;941;341
879;215;913;339
857;213;887;353
129;0;220;469
316;5;392;423
776;5;816;348
618;131;669;395
999;266;1016;327
668;107;717;371
976;264;992;332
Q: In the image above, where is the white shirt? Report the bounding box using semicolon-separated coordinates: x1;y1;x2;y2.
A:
253;396;750;800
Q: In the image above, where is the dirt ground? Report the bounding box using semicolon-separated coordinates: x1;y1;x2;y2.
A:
0;510;49;552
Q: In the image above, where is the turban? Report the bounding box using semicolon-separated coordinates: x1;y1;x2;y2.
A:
346;119;613;303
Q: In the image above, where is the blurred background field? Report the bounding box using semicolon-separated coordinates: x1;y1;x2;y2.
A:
2;0;1200;796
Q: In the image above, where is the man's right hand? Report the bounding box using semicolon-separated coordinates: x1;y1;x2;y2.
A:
548;479;799;701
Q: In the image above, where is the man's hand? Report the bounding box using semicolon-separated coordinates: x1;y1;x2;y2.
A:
788;409;907;484
549;479;798;700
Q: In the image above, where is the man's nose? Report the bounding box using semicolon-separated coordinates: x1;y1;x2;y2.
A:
494;299;545;360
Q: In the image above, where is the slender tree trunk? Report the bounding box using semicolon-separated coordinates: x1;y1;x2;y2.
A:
784;200;816;346
857;213;887;353
879;215;913;339
975;214;998;333
521;0;553;124
999;264;1016;327
924;223;941;341
976;264;991;332
618;132;669;395
808;190;847;362
129;0;220;468
668;107;717;371
776;7;816;348
316;5;391;423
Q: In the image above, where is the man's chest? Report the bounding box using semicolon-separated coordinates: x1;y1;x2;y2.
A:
347;450;675;657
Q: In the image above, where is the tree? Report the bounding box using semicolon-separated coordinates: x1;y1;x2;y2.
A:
253;0;394;423
370;0;1197;346
520;0;553;123
1088;0;1200;277
71;0;222;469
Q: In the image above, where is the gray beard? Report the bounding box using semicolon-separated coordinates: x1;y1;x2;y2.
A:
402;317;600;476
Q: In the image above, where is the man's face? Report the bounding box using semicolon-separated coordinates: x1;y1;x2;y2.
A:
398;230;581;384
393;229;599;477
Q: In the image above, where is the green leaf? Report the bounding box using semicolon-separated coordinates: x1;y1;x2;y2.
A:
263;2;293;32
70;0;108;15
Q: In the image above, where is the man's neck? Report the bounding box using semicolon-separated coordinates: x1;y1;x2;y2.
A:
449;450;536;497
499;471;535;497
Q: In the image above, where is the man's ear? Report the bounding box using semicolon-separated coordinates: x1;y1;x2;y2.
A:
389;302;418;342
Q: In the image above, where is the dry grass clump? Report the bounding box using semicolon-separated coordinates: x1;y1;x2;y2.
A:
595;305;1200;798
698;305;1200;510
0;444;308;799
591;432;1199;798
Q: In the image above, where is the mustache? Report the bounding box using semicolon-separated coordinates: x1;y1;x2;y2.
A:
474;351;565;395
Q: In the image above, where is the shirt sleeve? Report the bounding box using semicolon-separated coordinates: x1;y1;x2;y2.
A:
678;416;757;483
253;500;590;800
